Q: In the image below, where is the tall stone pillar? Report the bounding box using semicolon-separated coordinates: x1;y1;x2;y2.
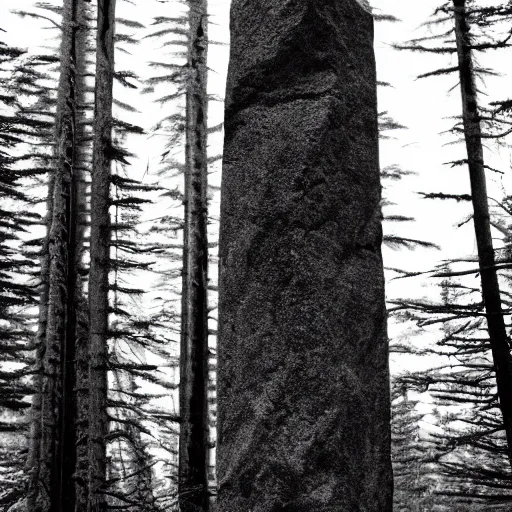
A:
217;1;393;510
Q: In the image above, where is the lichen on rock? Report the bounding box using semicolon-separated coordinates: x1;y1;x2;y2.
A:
217;0;392;510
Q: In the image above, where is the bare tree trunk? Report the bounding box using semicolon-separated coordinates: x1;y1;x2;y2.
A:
74;20;92;504
70;3;93;512
26;172;54;512
453;0;512;467
37;1;83;509
75;289;90;511
88;0;116;510
178;0;210;511
217;1;392;510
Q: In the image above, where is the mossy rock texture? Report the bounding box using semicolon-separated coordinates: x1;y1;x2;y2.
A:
217;0;393;510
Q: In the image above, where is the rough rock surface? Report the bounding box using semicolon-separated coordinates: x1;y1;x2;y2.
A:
217;0;393;510
354;0;372;13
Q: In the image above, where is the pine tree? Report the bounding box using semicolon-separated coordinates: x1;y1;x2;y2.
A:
143;1;217;505
451;0;512;466
392;0;512;482
2;43;64;512
0;32;35;512
88;0;117;509
178;0;210;510
392;274;512;506
26;1;91;509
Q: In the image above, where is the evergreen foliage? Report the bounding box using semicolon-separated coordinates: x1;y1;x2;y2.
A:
1;0;512;510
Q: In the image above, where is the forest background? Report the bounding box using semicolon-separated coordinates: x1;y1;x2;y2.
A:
1;0;512;510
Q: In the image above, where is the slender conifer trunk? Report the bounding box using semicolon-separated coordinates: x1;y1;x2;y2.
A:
88;0;116;510
75;289;90;511
178;0;210;510
36;1;83;509
453;0;512;467
74;7;92;506
26;173;54;511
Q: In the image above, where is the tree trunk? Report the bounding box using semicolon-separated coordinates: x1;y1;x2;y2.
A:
453;0;512;467
74;65;92;512
75;289;90;511
178;0;210;510
88;0;116;510
73;5;92;509
217;1;392;510
37;1;83;509
26;172;54;512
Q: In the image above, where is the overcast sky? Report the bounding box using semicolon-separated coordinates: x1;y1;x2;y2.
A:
2;0;512;379
2;0;510;264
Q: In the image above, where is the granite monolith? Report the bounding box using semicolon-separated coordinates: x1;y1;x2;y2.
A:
217;1;393;510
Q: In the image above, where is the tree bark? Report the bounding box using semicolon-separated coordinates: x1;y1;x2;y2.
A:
178;1;210;510
36;1;83;509
88;0;116;510
217;1;392;510
73;5;92;509
74;89;91;512
453;0;512;467
26;172;54;512
75;288;90;512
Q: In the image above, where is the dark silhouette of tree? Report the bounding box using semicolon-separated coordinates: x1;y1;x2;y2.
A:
450;0;512;466
391;2;512;500
178;0;210;510
88;0;117;509
0;32;34;512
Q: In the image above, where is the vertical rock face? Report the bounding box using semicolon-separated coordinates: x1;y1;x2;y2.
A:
217;0;393;511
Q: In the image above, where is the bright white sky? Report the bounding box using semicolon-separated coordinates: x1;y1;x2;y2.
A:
372;1;512;376
1;0;512;382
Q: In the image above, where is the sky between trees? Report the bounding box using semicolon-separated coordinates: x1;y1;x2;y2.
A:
2;0;510;281
1;0;511;393
2;0;512;387
1;0;512;508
